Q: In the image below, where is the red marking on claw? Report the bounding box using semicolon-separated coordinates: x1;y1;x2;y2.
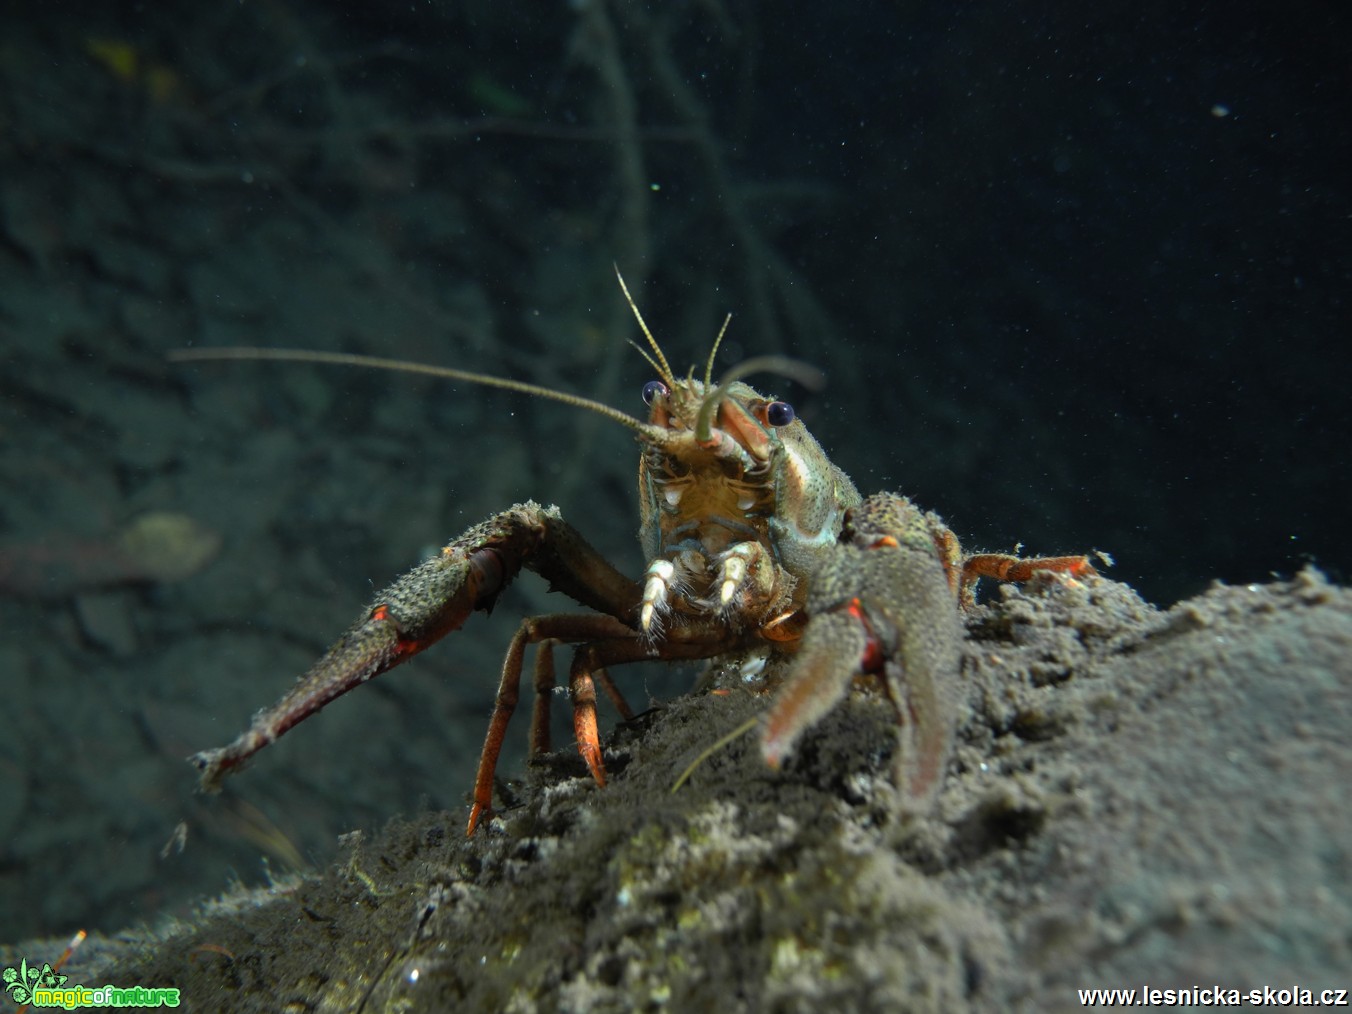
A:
844;598;885;673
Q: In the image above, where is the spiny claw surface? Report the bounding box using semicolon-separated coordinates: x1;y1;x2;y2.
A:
760;494;962;804
759;492;1097;805
191;502;572;793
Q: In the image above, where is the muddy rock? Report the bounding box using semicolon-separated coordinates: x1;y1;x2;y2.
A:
44;570;1346;1011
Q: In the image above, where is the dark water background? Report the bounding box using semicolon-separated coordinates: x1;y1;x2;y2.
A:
0;0;1346;942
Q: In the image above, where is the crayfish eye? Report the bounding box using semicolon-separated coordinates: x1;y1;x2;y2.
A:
642;380;669;405
765;400;795;427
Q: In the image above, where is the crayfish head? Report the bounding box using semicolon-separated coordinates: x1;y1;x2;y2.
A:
640;377;778;466
635;371;860;589
615;265;858;586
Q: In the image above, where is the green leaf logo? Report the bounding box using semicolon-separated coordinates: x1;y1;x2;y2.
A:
2;958;66;1003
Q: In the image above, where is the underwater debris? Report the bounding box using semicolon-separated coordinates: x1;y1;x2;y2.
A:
0;511;221;599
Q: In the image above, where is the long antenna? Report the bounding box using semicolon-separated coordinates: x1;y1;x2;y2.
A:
168;347;652;435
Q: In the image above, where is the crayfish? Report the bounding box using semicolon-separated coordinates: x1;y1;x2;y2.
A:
181;275;1095;834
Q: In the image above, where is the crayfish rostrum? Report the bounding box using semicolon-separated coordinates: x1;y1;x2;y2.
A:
181;276;1095;834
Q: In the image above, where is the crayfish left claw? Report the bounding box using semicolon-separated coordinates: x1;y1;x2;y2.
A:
759;494;964;807
761;609;869;768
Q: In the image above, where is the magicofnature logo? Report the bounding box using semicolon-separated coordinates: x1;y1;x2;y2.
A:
2;957;67;1006
2;955;180;1010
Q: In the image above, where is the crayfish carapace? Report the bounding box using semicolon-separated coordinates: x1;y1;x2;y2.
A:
178;273;1096;834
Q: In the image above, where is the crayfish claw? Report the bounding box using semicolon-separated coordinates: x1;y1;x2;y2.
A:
760;610;865;768
759;494;964;808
